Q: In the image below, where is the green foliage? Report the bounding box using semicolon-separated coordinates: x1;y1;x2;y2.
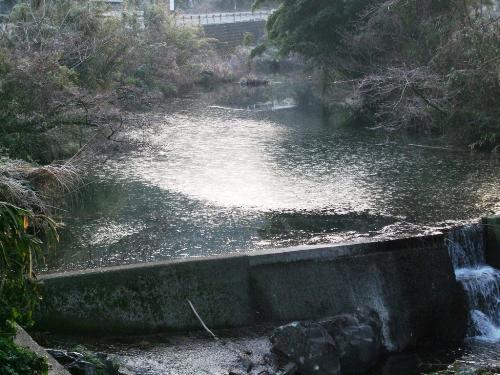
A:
242;32;255;47
121;4;212;93
72;345;120;375
0;336;48;375
250;43;267;58
261;0;500;149
263;0;373;59
0;202;58;332
0;202;55;375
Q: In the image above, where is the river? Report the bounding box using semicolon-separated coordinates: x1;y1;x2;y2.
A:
47;75;500;271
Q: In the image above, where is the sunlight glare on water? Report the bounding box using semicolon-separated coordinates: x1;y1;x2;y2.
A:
132;112;374;212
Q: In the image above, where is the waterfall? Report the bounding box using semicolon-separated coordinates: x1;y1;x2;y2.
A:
447;224;500;342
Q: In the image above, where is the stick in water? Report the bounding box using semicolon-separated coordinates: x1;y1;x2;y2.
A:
187;298;219;340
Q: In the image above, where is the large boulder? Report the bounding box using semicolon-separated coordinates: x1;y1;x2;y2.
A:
318;308;383;374
270;321;341;375
270;308;383;375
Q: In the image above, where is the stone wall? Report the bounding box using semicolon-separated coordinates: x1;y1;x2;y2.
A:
203;20;266;54
37;235;467;352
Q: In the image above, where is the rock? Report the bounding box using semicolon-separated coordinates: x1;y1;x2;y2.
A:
281;362;298;375
319;308;383;375
46;348;118;375
46;349;84;366
270;321;341;375
376;354;420;375
66;360;97;375
239;77;270;87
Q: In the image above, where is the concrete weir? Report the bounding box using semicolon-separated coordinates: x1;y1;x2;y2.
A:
37;234;468;350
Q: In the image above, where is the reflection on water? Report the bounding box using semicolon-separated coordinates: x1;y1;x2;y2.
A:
47;77;500;271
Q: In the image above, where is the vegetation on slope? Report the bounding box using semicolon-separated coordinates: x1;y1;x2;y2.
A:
0;0;217;163
0;159;78;374
257;0;500;150
0;202;57;375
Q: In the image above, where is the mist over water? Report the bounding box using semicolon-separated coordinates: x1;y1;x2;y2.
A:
48;78;500;271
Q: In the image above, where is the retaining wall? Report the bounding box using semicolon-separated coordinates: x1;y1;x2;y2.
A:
37;234;467;351
483;215;500;268
203;20;266;53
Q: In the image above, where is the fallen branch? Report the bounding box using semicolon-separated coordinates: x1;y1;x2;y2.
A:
407;143;453;151
187;298;219;340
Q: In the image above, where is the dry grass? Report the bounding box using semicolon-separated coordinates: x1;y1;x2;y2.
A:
0;159;79;213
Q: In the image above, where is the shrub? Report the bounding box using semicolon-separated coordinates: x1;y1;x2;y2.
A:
0;0;215;162
0;336;48;375
0;202;58;331
261;0;500;148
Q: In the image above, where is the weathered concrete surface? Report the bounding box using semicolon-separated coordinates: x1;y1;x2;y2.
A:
483;215;500;268
249;236;467;351
38;255;252;333
37;235;467;352
14;324;71;375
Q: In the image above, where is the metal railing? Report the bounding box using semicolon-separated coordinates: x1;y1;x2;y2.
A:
174;10;274;26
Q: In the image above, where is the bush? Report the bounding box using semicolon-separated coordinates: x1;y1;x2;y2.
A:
0;202;58;331
0;161;68;374
0;202;55;375
262;0;500;149
0;0;215;162
0;336;48;375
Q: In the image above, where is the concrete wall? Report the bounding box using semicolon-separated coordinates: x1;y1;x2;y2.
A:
483;215;500;268
14;324;71;375
203;20;266;54
37;235;467;351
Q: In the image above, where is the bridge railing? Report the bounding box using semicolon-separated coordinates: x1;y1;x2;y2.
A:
175;10;274;26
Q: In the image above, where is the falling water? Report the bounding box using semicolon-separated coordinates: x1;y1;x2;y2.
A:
447;224;500;342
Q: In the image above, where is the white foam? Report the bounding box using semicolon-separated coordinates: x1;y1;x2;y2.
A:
470;310;500;343
448;225;500;343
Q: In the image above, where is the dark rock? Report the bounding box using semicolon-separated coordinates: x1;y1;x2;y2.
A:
319;308;383;374
376;354;420;375
271;321;341;375
239;77;270;87
46;348;119;375
66;360;97;375
281;362;298;375
46;349;84;366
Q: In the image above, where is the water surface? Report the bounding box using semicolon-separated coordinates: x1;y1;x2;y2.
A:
48;77;500;271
